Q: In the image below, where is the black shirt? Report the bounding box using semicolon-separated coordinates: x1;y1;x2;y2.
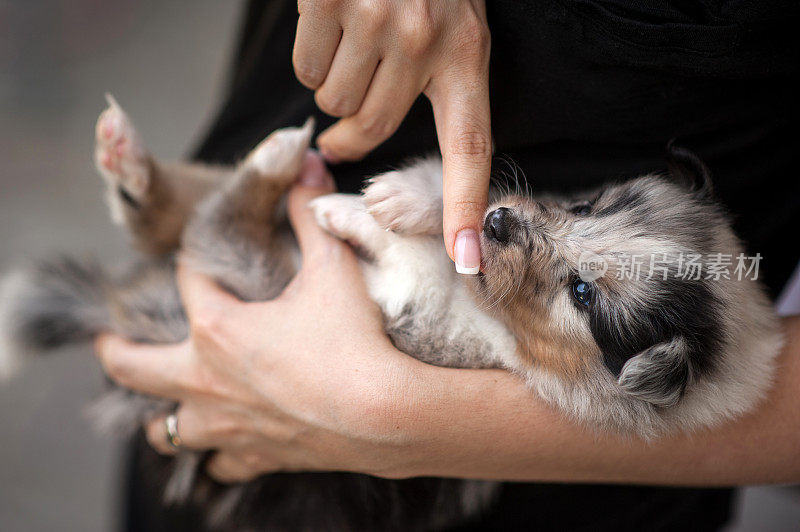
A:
197;0;799;298
127;1;800;530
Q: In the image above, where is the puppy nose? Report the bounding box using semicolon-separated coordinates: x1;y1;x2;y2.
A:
484;207;512;243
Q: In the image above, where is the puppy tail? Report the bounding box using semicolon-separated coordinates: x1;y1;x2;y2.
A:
0;257;110;379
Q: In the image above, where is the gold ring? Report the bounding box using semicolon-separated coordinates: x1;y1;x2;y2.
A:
165;413;182;450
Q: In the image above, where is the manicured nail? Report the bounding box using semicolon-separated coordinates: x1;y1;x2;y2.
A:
454;229;481;275
298;151;333;188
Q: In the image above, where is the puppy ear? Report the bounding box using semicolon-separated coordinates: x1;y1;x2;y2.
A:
617;336;691;408
665;140;713;200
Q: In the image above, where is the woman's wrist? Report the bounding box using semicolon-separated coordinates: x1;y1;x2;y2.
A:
361;347;432;477
362;352;538;480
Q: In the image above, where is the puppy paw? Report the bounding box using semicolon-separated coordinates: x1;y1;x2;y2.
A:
94;94;150;204
363;168;442;235
246;117;315;181
310;194;364;237
309;194;389;255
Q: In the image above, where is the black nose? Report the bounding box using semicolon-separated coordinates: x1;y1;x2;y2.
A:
484;207;512;243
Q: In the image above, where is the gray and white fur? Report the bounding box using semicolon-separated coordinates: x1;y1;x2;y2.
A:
0;98;782;531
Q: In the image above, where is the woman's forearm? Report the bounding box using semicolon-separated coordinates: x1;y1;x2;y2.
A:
386;315;800;485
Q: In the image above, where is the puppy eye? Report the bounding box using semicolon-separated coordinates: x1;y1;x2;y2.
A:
572;278;593;307
571;202;592;216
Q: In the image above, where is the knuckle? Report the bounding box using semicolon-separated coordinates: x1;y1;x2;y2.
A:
354;112;396;140
453;20;490;68
202;410;246;440
451;197;486;217
459;13;490;49
315;89;355;117
300;0;338;14
101;355;133;387
398;15;435;57
448;129;492;159
183;365;216;396
213;419;244;441
355;0;389;32
293;59;325;89
315;0;340;12
191;304;229;344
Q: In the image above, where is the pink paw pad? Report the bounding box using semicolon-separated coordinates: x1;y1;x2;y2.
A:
94;94;149;200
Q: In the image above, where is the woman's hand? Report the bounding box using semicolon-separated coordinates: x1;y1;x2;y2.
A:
94;171;418;483
294;0;492;273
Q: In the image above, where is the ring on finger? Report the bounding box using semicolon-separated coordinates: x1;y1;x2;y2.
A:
165;413;183;450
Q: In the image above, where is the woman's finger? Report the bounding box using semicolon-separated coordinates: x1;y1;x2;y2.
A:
427;64;492;272
316;55;425;162
314;33;380;117
292;6;342;89
286;156;339;265
94;334;191;400
146;404;222;452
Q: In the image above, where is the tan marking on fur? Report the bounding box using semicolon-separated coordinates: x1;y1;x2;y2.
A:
471;207;600;380
503;297;597;379
125;159;227;255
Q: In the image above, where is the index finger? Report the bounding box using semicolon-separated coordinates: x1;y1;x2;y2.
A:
427;72;492;271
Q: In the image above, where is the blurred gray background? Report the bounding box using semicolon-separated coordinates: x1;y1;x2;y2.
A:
0;1;797;531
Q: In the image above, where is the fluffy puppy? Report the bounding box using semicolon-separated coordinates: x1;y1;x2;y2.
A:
0;98;782;530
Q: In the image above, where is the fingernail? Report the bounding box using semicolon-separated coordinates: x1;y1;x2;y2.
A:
319;146;341;164
454;229;481;275
298;151;333;189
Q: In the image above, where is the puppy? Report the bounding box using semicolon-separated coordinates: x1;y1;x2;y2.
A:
0;97;782;530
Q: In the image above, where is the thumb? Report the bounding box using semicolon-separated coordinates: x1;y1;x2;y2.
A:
428;74;492;275
175;260;241;330
287;150;337;262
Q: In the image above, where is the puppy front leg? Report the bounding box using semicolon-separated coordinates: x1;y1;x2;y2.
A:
310;194;393;258
363;156;444;235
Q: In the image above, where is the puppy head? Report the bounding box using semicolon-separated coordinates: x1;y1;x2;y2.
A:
472;159;731;408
